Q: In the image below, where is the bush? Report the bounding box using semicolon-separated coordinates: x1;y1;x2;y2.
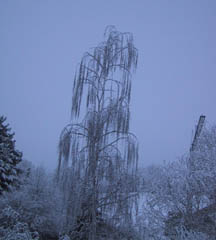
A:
0;206;39;240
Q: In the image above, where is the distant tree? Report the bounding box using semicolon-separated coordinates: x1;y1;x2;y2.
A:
189;124;216;201
0;116;22;194
0;164;63;240
140;122;216;239
57;26;139;239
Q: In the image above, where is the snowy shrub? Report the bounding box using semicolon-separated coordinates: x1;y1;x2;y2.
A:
0;206;39;240
0;164;63;240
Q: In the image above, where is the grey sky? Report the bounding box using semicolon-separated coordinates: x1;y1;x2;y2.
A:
1;1;216;170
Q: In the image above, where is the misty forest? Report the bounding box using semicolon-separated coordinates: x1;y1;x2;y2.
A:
1;27;216;240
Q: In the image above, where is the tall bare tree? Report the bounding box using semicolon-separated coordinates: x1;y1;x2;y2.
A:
58;26;139;239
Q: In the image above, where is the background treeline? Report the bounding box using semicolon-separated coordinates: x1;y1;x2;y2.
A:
1;117;216;239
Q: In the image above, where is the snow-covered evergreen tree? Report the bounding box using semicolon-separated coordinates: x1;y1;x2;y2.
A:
0;116;22;194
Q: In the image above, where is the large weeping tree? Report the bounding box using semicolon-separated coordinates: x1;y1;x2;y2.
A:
58;26;139;239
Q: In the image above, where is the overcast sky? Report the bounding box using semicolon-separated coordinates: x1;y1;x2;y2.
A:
1;1;216;170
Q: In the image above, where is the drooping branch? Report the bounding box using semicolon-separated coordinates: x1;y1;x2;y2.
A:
71;26;138;119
